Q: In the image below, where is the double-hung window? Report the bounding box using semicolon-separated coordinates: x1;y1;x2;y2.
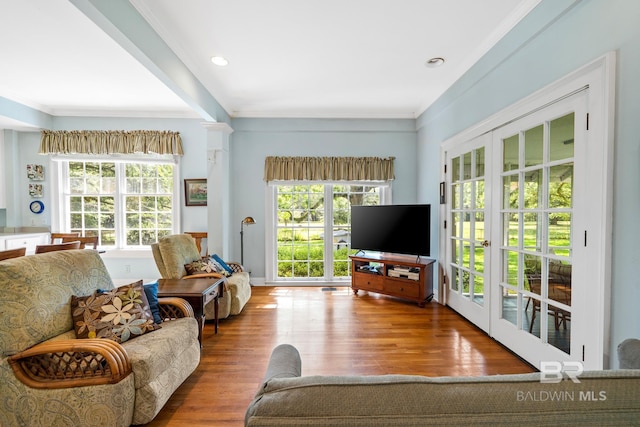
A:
51;155;180;249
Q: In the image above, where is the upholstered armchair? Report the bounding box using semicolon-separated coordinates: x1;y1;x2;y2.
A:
151;234;251;319
0;250;200;426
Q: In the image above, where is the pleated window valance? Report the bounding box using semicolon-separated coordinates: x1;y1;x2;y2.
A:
264;156;395;182
39;130;184;155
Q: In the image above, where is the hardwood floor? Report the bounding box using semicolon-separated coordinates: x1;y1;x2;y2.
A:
145;286;535;426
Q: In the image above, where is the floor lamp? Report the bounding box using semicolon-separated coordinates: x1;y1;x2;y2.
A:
240;216;256;266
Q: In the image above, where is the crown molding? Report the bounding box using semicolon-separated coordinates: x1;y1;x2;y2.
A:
201;121;234;134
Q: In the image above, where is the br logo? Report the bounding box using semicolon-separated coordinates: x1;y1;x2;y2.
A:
540;361;584;383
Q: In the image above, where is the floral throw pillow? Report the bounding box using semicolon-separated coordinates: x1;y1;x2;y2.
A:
184;257;221;275
71;280;161;343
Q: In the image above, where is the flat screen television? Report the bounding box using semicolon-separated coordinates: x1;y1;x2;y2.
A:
350;204;431;257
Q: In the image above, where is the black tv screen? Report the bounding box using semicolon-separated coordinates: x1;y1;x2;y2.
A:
351;204;431;256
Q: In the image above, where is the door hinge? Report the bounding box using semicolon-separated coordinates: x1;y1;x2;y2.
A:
582;345;585;362
586;113;590;130
444;164;447;174
584;230;587;247
444;220;447;229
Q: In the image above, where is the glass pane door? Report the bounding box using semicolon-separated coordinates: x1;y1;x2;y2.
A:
276;184;326;279
496;111;576;356
274;183;385;281
332;185;381;278
446;134;491;332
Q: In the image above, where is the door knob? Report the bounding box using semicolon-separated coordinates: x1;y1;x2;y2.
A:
482;240;490;247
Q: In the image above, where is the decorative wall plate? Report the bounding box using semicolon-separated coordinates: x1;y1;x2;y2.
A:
29;200;45;214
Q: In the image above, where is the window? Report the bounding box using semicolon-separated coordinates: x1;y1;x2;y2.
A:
269;182;390;282
52;157;179;249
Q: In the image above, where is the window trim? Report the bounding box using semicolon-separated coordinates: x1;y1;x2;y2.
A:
265;180;392;284
50;154;181;250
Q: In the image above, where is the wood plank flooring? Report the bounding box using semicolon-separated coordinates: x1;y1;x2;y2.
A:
144;286;535;426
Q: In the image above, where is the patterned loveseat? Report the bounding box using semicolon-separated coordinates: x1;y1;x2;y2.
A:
0;250;201;426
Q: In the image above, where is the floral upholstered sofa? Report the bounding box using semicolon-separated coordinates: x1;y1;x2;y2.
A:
0;250;201;426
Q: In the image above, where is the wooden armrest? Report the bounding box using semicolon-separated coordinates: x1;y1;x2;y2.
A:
159;297;195;319
8;339;131;389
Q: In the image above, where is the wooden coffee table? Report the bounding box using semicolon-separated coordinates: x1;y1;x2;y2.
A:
157;277;225;346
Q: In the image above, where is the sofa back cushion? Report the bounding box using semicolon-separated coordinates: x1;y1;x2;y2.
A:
0;249;114;356
247;371;640;425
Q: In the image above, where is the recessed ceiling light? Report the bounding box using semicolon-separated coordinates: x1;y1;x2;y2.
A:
425;57;445;68
211;56;229;67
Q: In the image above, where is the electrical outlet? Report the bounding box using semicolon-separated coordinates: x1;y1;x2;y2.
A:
125;264;131;273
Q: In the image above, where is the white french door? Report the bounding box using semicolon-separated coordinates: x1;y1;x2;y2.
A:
442;58;614;369
445;134;492;333
490;92;588;368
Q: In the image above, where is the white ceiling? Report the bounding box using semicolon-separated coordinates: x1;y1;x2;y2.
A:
0;0;540;129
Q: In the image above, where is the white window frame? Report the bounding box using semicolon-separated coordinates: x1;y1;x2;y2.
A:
265;181;392;284
49;154;181;252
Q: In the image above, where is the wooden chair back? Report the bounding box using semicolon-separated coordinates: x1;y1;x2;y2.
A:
0;247;27;261
35;241;81;254
62;236;99;250
185;232;208;256
50;232;80;244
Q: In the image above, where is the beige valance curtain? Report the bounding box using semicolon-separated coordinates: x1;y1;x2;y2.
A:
264;156;395;182
39;130;184;155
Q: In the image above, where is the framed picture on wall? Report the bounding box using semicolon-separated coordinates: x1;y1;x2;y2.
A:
184;178;207;206
27;164;44;180
29;183;44;197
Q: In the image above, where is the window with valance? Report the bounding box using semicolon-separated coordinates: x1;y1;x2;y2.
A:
40;130;182;249
263;156;394;282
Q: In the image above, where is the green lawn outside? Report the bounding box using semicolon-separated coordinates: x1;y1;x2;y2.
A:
453;220;571;295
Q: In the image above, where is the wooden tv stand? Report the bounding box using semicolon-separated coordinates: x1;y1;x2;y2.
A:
350;253;435;307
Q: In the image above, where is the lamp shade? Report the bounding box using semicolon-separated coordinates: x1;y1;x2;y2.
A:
242;216;256;225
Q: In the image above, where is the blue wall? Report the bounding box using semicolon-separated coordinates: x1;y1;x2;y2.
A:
4;116;418;280
417;0;640;366
230;118;418;277
3;0;637;367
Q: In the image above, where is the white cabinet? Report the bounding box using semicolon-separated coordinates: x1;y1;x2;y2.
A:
0;233;49;254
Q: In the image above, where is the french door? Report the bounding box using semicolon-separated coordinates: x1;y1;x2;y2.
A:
445;134;492;332
490;93;588;368
266;182;390;283
444;87;608;369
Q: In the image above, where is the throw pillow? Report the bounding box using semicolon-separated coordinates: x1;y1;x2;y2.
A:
209;257;231;277
71;280;161;343
211;253;234;275
143;281;162;324
185;257;220;275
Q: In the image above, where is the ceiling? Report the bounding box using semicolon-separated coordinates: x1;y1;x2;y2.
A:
0;0;540;130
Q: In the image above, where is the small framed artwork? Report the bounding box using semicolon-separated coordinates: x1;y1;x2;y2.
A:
29;183;44;198
27;164;44;181
184;179;207;206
